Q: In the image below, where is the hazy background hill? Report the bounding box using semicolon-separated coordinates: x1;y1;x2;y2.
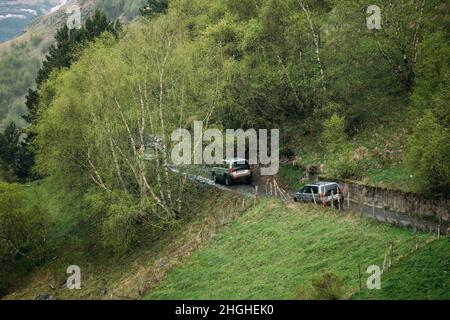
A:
0;0;145;131
0;0;62;43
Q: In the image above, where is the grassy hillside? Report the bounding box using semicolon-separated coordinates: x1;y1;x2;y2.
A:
354;239;450;300
145;200;439;300
3;182;447;300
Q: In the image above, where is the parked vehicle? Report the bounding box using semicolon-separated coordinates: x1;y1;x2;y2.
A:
294;182;344;207
212;158;252;186
144;135;164;161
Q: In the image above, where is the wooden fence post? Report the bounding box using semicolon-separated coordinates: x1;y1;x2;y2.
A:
337;187;341;210
372;202;376;219
359;196;363;215
347;191;350;211
331;190;334;209
389;243;393;268
358;263;362;291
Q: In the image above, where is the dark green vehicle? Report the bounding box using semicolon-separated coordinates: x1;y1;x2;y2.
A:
212;158;253;186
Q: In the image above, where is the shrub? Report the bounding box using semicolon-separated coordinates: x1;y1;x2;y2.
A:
322;114;347;152
405;111;450;193
311;272;344;300
0;182;50;295
324;144;368;180
321;115;368;180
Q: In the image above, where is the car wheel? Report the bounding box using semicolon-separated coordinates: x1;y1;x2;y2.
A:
212;172;218;184
246;176;252;185
225;175;232;186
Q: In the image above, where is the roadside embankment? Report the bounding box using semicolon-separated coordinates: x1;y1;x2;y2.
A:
323;178;449;229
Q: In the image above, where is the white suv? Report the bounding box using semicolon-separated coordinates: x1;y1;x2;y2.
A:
294;182;344;206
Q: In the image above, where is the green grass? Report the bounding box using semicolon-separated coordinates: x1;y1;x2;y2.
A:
364;166;417;193
145;200;436;300
353;239;450;300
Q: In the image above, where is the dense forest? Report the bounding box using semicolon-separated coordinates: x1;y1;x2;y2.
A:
0;0;448;299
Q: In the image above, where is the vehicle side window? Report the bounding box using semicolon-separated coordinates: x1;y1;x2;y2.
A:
325;185;339;196
301;186;319;194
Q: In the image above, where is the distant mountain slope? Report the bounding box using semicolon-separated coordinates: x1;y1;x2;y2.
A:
0;0;62;43
0;0;145;131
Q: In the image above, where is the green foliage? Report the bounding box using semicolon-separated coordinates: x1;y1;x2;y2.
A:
0;120;37;182
0;122;20;167
411;29;450;133
36;11;122;87
0;121;30;182
34;15;222;253
325;154;365;180
405;26;450;193
405;112;450;193
0;182;50;295
81;191;159;256
413;31;450;114
320;115;368;180
322;114;347;152
17;10;123;182
278;164;305;190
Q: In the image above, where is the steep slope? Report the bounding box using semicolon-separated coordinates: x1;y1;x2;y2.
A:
4;183;446;300
145;200;441;300
353;239;450;300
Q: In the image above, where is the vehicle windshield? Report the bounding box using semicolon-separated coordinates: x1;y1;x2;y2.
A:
301;186;319;194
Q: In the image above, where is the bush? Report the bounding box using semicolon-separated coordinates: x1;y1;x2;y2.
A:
405;111;450;193
322;114;347;152
0;182;50;296
321;114;368;180
80;191;161;256
327;155;365;180
324;144;368;180
310;272;344;300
